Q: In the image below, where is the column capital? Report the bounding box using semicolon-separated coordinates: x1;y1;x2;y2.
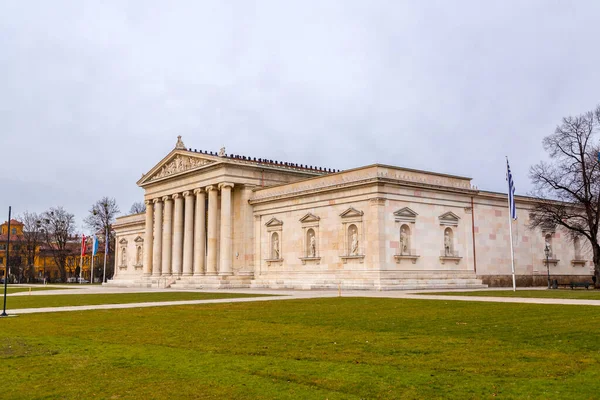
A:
205;185;218;192
145;199;153;206
153;198;162;204
218;182;234;190
172;193;181;200
162;195;172;202
193;188;205;195
182;191;192;197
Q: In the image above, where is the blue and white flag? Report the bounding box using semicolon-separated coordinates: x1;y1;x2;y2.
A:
506;159;517;220
92;235;99;256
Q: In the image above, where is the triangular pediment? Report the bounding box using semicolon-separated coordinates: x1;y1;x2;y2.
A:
439;211;460;226
340;207;364;218
119;238;128;245
138;151;216;186
394;207;418;218
134;236;144;243
299;213;320;223
265;217;283;227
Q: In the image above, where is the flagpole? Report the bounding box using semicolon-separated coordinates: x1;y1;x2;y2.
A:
90;236;95;285
79;234;84;284
102;226;108;284
1;206;12;317
506;157;516;292
507;200;516;292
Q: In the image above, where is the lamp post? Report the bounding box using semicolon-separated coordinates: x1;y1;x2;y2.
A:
1;206;12;317
544;243;551;289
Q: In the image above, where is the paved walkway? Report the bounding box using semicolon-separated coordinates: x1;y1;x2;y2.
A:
2;285;600;315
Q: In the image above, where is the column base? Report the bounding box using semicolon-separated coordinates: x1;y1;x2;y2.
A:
193;272;205;277
219;272;233;276
205;271;218;276
182;273;193;277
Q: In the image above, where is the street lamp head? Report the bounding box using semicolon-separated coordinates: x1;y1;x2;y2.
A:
544;244;550;258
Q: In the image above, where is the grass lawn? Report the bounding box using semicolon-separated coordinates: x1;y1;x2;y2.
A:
426;289;600;300
1;298;599;399
1;292;270;309
1;286;72;294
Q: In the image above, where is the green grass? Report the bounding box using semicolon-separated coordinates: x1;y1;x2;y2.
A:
1;286;71;294
1;298;599;399
2;292;270;309
426;289;600;300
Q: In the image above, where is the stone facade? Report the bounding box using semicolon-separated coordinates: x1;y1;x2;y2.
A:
109;137;594;289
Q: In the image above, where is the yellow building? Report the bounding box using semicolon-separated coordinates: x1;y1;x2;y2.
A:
1;219;107;283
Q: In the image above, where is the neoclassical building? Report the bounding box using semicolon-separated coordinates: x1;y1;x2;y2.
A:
110;137;594;289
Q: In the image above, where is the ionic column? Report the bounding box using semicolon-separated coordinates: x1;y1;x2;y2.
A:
172;193;184;276
206;185;219;275
161;195;173;276
193;188;206;275
151;198;163;277
143;200;154;276
219;182;234;276
182;191;195;276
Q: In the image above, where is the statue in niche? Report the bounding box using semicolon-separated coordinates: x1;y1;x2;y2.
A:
137;246;143;265
351;230;359;256
309;234;316;257
400;227;409;255
444;231;452;256
121;247;127;266
273;236;280;259
545;235;552;257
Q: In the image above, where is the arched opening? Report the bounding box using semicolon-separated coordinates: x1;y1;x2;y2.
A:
271;232;280;259
574;236;581;259
400;224;411;255
136;246;143;265
348;224;359;256
306;228;316;257
444;227;454;256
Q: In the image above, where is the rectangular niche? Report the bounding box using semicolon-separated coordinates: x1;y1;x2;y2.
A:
299;213;321;264
265;217;283;266
394;207;419;263
339;207;365;263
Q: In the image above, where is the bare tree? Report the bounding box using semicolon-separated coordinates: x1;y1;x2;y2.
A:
40;206;76;282
84;197;120;281
529;105;600;284
129;201;146;215
19;211;43;282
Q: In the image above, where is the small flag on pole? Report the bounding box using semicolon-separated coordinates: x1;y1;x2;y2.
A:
506;159;517;220
92;235;99;256
80;235;86;256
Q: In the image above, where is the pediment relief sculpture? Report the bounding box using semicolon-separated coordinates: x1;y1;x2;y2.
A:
340;207;364;218
150;154;213;181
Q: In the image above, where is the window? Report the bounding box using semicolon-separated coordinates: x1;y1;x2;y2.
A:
0;257;3;264
11;228;16;235
0;244;5;250
13;245;20;251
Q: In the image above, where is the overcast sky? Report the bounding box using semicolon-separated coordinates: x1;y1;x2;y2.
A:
1;0;599;231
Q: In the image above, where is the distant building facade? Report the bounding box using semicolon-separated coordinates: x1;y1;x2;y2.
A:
0;220;107;282
110;137;594;289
